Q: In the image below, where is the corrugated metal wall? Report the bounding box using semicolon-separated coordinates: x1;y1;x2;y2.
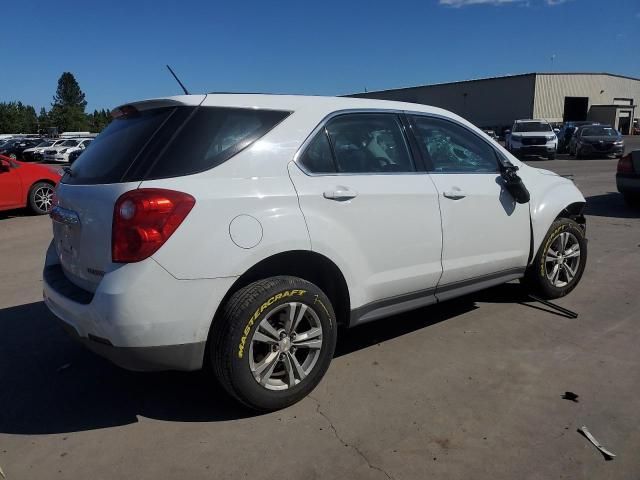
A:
533;74;640;122
350;74;536;128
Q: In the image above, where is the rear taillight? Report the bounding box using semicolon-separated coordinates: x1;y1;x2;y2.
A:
617;154;634;174
112;188;195;263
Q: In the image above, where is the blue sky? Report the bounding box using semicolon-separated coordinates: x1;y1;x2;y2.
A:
1;0;639;112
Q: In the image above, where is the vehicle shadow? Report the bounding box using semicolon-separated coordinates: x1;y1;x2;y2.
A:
0;295;485;435
585;192;639;219
0;208;30;220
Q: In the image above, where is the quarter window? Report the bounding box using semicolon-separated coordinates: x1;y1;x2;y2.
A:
325;114;415;174
411;116;498;173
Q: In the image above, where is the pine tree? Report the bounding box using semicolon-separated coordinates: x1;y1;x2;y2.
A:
38;107;49;132
50;72;89;132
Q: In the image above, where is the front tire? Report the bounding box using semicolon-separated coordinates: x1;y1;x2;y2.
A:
28;182;55;215
523;218;587;299
210;276;337;411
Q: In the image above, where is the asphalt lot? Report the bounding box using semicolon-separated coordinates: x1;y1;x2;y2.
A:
1;140;639;479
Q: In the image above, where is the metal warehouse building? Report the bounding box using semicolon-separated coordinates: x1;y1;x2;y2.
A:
350;72;640;134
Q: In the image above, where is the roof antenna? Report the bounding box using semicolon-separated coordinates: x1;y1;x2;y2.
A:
166;65;190;95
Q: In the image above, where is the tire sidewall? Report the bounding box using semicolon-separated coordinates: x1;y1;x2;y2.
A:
535;220;587;297
29;182;53;215
223;281;336;410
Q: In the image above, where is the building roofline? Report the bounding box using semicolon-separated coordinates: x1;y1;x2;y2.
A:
351;72;640;96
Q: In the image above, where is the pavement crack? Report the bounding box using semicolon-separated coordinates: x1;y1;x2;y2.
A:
309;395;395;480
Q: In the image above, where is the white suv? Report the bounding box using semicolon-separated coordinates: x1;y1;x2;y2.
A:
507;119;558;160
44;95;587;410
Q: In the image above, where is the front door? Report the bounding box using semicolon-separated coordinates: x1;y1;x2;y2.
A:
409;115;530;290
0;159;22;209
289;112;443;312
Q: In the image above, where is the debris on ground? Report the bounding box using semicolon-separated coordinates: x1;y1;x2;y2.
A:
0;465;5;479
578;426;616;460
562;391;579;402
56;363;71;373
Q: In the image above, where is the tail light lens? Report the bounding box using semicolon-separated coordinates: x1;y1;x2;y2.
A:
617;154;634;174
112;189;195;263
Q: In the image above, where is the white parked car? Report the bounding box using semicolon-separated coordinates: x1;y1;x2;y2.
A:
42;139;85;163
44;95;587;410
506;119;558;160
51;138;93;163
22;139;64;162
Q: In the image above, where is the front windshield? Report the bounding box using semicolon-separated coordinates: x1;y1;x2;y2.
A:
61;140;79;146
37;141;53;148
514;122;552;132
581;126;619;137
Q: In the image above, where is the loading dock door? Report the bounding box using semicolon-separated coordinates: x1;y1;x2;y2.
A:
563;97;589;122
618;111;631;134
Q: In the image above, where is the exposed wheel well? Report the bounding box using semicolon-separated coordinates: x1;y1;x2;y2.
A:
556;202;586;231
215;250;351;327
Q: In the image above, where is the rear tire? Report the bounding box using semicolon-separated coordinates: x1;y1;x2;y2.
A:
523;218;587;299
210;276;337;411
28;181;55;215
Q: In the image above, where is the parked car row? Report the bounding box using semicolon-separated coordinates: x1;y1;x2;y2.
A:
0;135;94;163
0;137;43;160
503;119;625;160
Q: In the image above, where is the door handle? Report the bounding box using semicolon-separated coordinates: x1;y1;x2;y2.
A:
323;187;358;201
443;189;466;200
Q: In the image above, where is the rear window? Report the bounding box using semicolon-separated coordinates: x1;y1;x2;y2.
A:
65;108;174;185
64;106;290;185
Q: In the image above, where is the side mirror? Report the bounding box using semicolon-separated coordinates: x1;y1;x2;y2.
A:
504;129;511;135
553;128;560;134
501;167;530;204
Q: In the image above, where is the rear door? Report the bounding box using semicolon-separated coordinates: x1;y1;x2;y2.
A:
289;112;443;312
409;115;530;291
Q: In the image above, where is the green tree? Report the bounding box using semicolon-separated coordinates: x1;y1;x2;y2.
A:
0;102;39;133
50;72;89;132
38;107;49;132
87;108;112;132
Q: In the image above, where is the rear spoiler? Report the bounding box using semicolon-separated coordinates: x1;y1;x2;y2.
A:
112;95;207;118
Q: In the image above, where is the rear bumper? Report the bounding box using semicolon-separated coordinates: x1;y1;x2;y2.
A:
55;316;207;371
616;173;640;194
43;241;236;371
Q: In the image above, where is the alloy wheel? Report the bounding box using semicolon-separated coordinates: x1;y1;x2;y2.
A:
248;302;323;391
545;231;581;288
34;185;54;212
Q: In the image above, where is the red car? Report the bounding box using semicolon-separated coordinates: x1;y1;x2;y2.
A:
0;155;62;214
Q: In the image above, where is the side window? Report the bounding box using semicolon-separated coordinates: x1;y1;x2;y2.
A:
298;129;336;174
411;116;498;173
325;114;415;174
